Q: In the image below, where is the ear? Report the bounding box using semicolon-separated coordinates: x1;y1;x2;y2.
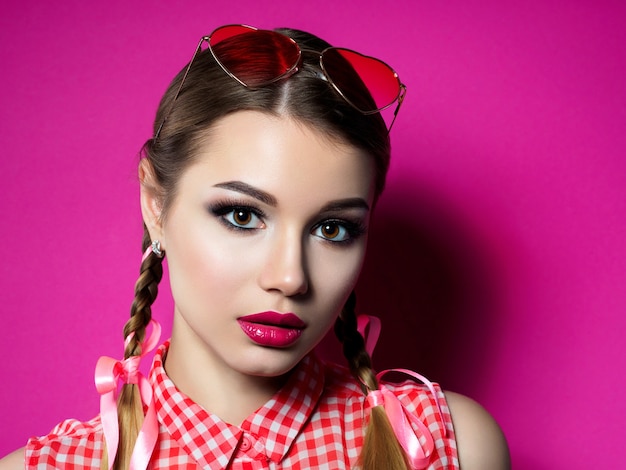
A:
139;159;166;246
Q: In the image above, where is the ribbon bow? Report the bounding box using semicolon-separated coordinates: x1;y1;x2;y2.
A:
357;315;448;470
95;320;161;470
356;314;381;358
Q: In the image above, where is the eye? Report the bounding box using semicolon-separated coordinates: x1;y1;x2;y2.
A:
209;202;266;231
317;222;347;241
223;208;264;229
312;220;364;243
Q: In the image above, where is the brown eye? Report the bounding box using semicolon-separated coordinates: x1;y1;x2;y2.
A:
233;210;252;226
321;223;340;239
313;219;362;244
218;207;264;230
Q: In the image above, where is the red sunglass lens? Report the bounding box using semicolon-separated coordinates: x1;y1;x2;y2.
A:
322;48;400;112
210;24;258;43
209;25;300;87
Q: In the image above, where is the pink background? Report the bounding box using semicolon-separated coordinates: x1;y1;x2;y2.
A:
1;1;624;468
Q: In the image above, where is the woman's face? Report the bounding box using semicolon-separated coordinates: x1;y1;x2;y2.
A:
146;111;376;379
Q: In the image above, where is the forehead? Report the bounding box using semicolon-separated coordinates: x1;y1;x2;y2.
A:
181;111;376;205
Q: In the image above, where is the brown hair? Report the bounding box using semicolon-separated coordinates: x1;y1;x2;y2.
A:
110;27;408;470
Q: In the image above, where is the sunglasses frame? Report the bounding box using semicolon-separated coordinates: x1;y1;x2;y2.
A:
316;46;407;124
155;24;406;139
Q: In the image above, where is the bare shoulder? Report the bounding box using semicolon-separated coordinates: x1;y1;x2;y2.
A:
444;391;511;470
0;448;24;470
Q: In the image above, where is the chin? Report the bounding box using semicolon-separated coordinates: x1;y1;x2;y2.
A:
238;345;309;378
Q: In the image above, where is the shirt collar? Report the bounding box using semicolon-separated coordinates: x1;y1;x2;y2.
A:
240;350;326;462
150;342;326;466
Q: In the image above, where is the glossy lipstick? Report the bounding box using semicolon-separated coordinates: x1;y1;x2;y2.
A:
237;311;306;348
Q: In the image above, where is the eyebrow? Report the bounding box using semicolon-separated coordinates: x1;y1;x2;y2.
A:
214;181;277;206
213;180;370;212
320;198;370;213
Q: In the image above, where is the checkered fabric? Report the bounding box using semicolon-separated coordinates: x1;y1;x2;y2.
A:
26;343;458;469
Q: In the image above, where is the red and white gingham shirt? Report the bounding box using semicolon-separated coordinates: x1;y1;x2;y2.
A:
26;343;459;469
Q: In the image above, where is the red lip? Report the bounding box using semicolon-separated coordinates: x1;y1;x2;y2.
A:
237;311;306;348
238;311;306;328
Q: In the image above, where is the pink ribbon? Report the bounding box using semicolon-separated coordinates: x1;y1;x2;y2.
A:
356;314;381;357
141;245;153;263
95;320;161;470
370;369;449;470
367;385;434;469
357;315;448;469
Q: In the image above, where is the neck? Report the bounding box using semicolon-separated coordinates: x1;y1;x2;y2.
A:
164;324;289;425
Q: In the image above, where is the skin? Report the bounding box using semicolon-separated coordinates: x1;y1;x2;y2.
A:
0;111;510;469
142;111;376;425
446;391;511;469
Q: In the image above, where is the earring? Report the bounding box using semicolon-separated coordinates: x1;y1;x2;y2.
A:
151;240;164;258
141;240;165;263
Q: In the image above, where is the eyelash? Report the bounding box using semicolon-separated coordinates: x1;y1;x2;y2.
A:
209;200;266;232
207;200;366;244
311;219;366;245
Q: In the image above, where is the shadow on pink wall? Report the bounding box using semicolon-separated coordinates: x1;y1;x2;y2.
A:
320;179;503;395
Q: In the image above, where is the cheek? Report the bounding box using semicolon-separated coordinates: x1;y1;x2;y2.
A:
310;243;368;315
165;222;259;310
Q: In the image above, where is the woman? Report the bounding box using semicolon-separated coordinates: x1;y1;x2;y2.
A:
1;25;509;469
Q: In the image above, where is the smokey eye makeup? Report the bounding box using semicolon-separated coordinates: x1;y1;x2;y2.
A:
311;219;367;245
208;199;266;232
207;199;368;244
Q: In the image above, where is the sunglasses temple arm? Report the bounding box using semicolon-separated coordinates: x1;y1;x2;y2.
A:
154;37;208;140
387;84;407;134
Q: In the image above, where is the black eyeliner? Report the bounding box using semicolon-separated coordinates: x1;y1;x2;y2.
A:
207;198;266;232
314;218;368;245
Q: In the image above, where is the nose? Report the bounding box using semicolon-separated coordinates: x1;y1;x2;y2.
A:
258;228;309;297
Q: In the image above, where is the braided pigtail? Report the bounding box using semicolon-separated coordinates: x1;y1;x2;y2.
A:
104;228;164;470
335;292;410;470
